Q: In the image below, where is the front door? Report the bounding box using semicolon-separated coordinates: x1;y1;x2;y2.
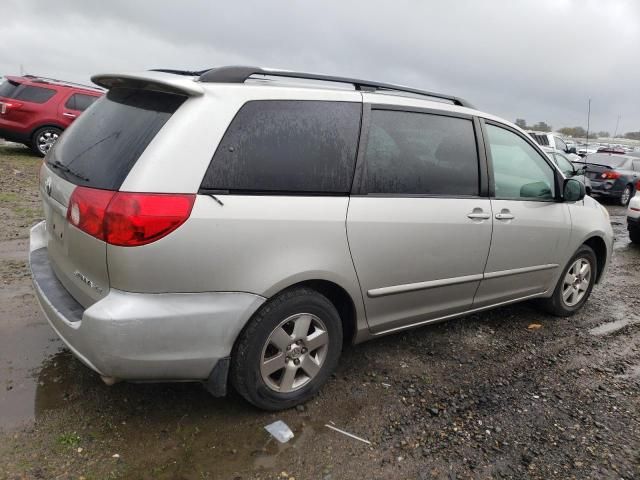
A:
347;105;492;334
473;122;571;307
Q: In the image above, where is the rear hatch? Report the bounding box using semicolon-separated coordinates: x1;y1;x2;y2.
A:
0;77;57;123
578;154;629;181
40;87;186;308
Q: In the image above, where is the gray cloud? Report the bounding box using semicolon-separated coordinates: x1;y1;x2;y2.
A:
1;0;639;133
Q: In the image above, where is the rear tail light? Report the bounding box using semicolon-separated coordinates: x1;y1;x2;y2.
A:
0;101;23;113
600;171;620;180
67;187;195;246
636;180;640;190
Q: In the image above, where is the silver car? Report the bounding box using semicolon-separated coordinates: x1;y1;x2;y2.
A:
29;67;613;410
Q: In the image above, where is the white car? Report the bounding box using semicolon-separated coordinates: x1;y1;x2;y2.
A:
627;184;640;243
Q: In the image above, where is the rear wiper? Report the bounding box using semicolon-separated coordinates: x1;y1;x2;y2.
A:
49;160;90;182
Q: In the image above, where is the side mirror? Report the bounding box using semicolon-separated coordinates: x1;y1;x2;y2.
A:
563;178;586;202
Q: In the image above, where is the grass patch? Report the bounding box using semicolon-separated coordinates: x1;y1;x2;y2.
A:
56;432;81;448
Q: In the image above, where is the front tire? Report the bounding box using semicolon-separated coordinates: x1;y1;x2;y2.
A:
230;287;343;410
538;245;597;317
30;126;62;157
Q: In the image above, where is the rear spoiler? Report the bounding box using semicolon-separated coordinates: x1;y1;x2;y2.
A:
572;161;613;169
91;72;204;97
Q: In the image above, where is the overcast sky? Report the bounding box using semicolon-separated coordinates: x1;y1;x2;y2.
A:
1;0;639;134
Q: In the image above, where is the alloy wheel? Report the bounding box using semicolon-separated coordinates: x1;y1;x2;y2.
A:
561;258;592;307
37;130;59;155
260;313;329;393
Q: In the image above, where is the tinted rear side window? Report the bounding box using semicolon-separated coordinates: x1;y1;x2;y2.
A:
48;88;185;190
66;93;99;111
364;110;479;195
0;80;21;98
13;85;56;103
201;100;361;194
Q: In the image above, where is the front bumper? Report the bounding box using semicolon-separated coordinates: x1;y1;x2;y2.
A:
29;221;265;384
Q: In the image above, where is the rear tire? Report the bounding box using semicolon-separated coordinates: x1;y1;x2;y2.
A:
620;184;633;206
538;245;597;317
30;126;62;157
230;287;342;410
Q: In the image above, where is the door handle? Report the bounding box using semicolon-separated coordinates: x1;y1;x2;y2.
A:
467;212;490;220
63;112;77;118
495;213;514;220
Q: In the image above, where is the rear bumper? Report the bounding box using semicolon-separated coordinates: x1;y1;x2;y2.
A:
0;126;30;143
29;221;265;384
590;180;622;197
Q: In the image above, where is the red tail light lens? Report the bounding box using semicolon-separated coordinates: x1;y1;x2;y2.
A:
66;187;195;246
1;101;24;114
105;193;195;246
67;187;115;240
601;171;620;180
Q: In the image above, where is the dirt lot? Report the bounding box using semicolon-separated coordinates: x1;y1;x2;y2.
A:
0;143;638;480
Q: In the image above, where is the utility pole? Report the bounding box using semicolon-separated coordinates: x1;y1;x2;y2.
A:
585;98;591;151
613;114;621;139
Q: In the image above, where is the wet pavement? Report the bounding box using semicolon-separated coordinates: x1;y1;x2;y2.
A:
0;145;639;479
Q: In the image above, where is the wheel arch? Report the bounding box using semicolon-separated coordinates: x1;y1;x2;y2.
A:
583;235;607;283
30;123;65;139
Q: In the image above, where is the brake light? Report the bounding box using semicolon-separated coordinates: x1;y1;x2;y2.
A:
0;101;23;113
600;171;620;180
67;187;195;246
67;187;114;240
636;180;640;190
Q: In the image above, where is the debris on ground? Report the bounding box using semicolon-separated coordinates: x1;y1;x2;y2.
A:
265;420;294;443
527;323;543;330
324;424;371;445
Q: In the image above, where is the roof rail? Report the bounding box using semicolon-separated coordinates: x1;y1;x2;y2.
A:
150;68;208;77
23;74;104;92
197;66;475;108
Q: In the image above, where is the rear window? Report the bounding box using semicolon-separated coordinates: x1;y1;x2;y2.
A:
201;100;361;194
0;79;21;98
48;88;186;190
13;85;56;103
584;154;630;169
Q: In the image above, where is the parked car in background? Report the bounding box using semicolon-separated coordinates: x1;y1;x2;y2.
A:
598;146;626;154
29;66;613;410
528;131;578;157
0;75;103;156
542;147;592;195
576;153;640;205
577;144;599;157
627;184;640;243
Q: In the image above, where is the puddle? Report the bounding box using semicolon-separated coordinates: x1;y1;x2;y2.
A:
589;317;639;336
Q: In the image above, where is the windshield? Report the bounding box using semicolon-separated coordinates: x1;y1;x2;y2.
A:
47;87;186;190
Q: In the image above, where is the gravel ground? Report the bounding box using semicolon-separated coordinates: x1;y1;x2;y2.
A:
0;144;638;480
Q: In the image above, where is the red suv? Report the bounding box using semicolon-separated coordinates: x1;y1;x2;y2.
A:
0;75;103;156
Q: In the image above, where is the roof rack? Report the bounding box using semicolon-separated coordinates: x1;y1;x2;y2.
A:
150;68;208;77
23;75;104;92
196;66;475;108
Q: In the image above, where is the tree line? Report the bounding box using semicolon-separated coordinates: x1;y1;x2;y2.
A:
515;118;639;139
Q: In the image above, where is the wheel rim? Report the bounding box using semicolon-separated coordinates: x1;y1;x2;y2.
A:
621;187;631;205
260;313;329;393
561;258;592;307
37;130;59;154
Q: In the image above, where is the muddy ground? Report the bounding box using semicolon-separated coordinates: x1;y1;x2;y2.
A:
0;143;638;480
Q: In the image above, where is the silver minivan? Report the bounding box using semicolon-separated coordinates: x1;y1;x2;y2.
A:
29;67;613;410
